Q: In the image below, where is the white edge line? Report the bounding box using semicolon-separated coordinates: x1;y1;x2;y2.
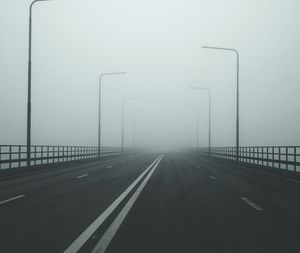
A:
63;155;162;253
91;155;164;253
107;166;113;169
241;197;264;211
0;194;26;205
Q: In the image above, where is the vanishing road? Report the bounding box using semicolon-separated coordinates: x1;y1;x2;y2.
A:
0;153;300;253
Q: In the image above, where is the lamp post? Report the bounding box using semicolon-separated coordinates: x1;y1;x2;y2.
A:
202;46;240;160
188;87;212;156
122;97;140;154
98;72;126;157
27;0;52;167
184;105;200;149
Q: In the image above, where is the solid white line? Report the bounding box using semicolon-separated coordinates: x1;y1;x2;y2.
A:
63;155;162;253
0;195;26;205
76;174;88;179
107;166;113;169
241;197;264;211
91;155;164;253
209;175;216;180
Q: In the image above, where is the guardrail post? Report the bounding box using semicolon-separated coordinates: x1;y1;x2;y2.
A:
34;146;36;166
260;147;262;166
294;147;297;173
267;147;269;167
9;145;12;169
279;147;281;169
18;146;21;168
286;146;288;172
47;146;49;164
41;146;44;164
272;147;275;168
52;146;54;163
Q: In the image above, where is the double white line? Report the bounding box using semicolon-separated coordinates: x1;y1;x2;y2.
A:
64;155;163;253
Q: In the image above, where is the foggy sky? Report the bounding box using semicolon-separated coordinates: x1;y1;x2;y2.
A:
1;0;300;151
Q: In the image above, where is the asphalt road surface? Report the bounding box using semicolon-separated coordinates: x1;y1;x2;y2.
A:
0;153;300;253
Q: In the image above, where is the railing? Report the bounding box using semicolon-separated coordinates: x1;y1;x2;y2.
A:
202;146;300;173
0;145;121;170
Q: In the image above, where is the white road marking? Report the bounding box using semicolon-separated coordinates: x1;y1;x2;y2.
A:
196;166;200;169
0;195;26;205
107;166;113;169
76;174;88;179
209;176;216;180
63;155;162;253
241;197;264;211
91;155;164;253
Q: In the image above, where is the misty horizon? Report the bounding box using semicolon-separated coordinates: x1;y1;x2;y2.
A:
1;0;300;151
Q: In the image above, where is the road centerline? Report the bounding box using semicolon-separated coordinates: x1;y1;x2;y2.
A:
91;155;164;253
63;155;162;253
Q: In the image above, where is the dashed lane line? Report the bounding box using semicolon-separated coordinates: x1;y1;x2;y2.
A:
76;174;88;179
241;197;264;211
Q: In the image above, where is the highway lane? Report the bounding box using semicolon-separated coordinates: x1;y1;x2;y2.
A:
0;153;158;253
189;154;300;247
103;154;300;253
0;154;135;200
1;153;300;253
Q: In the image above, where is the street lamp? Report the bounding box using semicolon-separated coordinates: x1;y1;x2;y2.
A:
188;87;212;156
202;45;240;160
98;72;126;157
27;0;52;167
122;97;140;154
184;105;200;149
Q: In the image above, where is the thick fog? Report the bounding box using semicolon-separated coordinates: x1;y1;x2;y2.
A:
1;0;300;151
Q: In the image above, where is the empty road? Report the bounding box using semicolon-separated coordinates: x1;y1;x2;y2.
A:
0;153;300;253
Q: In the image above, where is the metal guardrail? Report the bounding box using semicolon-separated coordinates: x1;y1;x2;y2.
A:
203;146;300;173
0;145;121;170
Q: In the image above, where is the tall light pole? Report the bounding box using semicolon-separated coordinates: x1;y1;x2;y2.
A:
189;87;212;156
202;45;240;160
27;0;52;167
184;105;200;149
122;97;140;154
98;72;126;157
